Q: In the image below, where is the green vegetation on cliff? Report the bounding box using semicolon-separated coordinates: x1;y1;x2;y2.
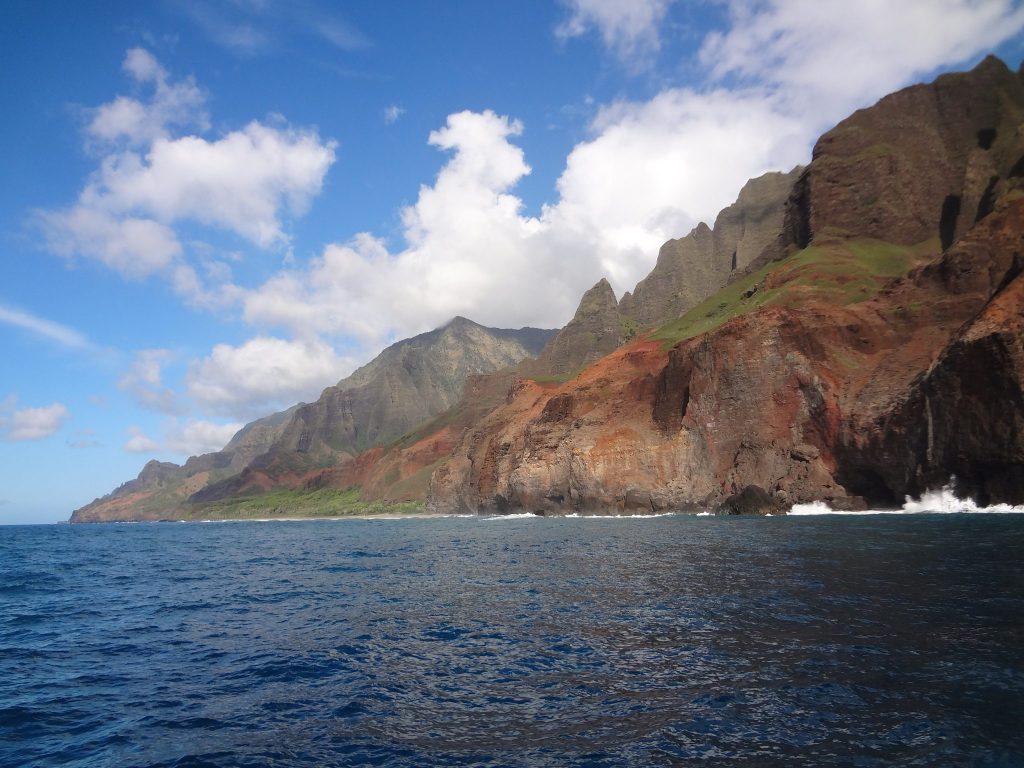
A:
652;237;937;346
187;487;424;520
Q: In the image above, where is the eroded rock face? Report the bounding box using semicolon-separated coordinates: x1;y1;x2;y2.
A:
618;169;801;329
764;55;1024;265
428;59;1024;515
837;201;1024;505
71;319;555;521
714;486;778;516
526;279;627;377
430;306;856;515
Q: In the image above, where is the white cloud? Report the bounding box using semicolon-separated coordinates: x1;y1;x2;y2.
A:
41;48;336;304
186;336;356;419
118;349;184;414
123;419;243;456
40;207;182;278
243;111;582;343
124;425;161;454
1;400;71;442
383;105;405;124
556;0;673;63
78;122;336;249
165;419;244;456
242;99;806;345
87;48;208;146
551;88;807;286
701;0;1024;118
0;304;91;349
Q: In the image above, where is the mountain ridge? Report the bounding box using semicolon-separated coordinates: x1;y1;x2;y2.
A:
71;320;556;521
71;55;1024;521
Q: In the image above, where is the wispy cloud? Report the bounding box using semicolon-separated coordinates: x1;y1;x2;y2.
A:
118;349;186;415
179;0;370;55
556;0;673;68
383;105;405;124
68;428;102;450
0;304;91;350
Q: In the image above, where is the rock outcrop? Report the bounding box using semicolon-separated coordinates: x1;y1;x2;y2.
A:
618;169;801;328
428;56;1024;515
524;279;631;378
755;54;1024;268
836;199;1024;505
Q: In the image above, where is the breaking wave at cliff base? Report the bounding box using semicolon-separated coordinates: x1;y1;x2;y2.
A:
790;485;1024;515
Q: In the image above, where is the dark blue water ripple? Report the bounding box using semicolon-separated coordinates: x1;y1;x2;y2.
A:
2;515;1023;767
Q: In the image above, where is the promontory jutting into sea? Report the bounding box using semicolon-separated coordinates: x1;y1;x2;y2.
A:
3;3;1024;766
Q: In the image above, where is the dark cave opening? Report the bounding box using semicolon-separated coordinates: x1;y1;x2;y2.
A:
939;194;961;251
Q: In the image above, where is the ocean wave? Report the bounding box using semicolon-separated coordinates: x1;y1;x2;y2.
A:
790;485;1024;515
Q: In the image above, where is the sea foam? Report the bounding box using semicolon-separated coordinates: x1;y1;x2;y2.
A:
789;484;1024;515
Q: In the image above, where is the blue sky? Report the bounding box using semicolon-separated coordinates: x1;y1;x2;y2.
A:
2;0;1023;524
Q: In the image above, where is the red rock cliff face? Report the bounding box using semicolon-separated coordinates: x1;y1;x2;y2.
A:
836;201;1024;505
431;315;854;514
429;58;1024;513
430;199;1024;513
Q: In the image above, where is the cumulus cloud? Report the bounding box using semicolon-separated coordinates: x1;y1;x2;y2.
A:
118;349;185;414
243;99;806;345
556;0;673;64
41;48;336;304
241;1;1024;349
1;398;71;442
243;111;579;343
87;47;207;146
0;304;91;349
552;88;807;286
702;0;1024;118
186;336;356;419
123;425;161;454
77;122;336;248
40;207;182;279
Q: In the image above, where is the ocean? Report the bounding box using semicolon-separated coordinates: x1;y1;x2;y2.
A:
2;513;1023;767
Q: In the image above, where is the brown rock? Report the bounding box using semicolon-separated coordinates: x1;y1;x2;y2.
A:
525;278;629;377
618;168;801;328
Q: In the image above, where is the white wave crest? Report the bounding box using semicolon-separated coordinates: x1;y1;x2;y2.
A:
790;484;1024;515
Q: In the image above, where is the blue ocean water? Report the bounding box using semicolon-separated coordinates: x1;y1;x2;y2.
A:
2;515;1023;767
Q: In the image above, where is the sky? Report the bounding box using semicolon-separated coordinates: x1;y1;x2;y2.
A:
2;0;1023;524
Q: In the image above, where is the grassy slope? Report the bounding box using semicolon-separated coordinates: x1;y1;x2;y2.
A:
652;238;937;346
186;487;424;520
